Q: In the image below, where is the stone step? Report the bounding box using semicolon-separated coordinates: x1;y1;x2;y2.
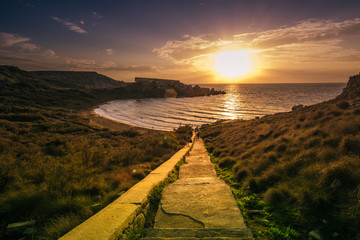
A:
142;228;253;240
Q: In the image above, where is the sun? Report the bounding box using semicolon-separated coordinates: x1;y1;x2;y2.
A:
215;50;252;78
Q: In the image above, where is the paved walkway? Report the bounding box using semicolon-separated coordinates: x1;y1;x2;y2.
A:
143;139;253;240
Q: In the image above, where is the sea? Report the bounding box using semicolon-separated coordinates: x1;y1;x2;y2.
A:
95;83;346;131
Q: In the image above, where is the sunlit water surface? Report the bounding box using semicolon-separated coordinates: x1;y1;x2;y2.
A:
95;83;345;131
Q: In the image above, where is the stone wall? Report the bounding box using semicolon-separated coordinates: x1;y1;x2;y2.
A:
59;136;195;240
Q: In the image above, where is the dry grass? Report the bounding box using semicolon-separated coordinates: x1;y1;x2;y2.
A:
201;97;360;239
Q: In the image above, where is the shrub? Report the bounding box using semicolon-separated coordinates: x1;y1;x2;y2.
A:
340;135;360;155
247;177;258;192
340;120;360;135
264;187;292;206
329;110;343;116
255;170;282;192
254;153;277;174
234;167;249;182
40;213;82;240
268;226;299;240
317;148;337;162
336;101;350;109
276;143;287;153
113;171;134;190
312;111;324;120
49;196;93;219
131;168;146;180
219;157;237;168
322;137;340;148
304;137;322;149
283;158;305;177
298;190;330;214
353;109;360;115
212;148;222;157
298;116;306;122
121;129;140;138
263;144;275;152
319;160;357;190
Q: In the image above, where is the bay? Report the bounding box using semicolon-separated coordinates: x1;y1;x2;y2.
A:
95;83;345;131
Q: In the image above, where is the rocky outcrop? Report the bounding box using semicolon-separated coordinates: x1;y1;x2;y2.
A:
1;66;225;109
339;73;360;99
29;71;126;89
134;77;225;98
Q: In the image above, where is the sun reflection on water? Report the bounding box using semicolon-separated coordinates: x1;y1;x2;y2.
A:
221;85;241;119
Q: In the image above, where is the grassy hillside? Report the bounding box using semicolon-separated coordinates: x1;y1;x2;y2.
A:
0;66;193;239
201;74;360;240
29;71;126;89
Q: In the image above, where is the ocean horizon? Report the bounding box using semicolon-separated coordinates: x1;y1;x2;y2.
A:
95;83;346;131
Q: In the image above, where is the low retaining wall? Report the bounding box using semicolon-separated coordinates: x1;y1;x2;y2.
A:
60;138;194;240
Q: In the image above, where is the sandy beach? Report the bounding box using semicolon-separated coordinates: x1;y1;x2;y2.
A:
84;110;160;134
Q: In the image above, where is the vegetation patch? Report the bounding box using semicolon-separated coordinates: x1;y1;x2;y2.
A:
201;94;360;239
123;157;186;240
0;66;193;239
209;154;300;240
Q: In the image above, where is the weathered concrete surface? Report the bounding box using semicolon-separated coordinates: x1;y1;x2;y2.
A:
145;228;253;239
59;143;192;240
144;139;253;239
157;177;245;229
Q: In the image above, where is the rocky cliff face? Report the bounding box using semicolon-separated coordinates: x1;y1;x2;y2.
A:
134;77;225;97
339;73;360;99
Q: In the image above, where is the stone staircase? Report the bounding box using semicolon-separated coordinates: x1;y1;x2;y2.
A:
143;228;253;240
142;139;253;240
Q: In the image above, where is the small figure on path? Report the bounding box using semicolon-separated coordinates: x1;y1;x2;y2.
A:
195;127;200;140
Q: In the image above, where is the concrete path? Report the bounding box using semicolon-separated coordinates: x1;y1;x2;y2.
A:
143;139;253;240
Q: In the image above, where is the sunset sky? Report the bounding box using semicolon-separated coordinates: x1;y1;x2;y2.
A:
1;0;360;83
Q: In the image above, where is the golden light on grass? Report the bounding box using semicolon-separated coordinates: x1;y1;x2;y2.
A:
215;50;252;78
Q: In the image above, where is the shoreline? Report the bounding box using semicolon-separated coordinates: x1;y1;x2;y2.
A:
84;110;161;134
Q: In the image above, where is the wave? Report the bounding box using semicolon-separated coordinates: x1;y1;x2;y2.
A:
95;83;345;131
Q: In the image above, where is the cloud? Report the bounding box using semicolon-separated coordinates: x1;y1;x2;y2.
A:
234;18;360;49
154;18;360;75
153;35;230;64
51;16;87;34
80;20;85;25
43;49;56;57
62;57;156;72
105;48;114;55
116;65;157;72
92;12;103;19
0;32;30;47
0;32;40;52
19;42;39;51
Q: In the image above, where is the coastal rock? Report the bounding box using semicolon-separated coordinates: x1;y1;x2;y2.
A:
134;77;225;97
339;72;360;99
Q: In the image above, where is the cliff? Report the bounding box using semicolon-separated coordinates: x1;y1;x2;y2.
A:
339;72;360;99
0;66;225;110
134;77;225;97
